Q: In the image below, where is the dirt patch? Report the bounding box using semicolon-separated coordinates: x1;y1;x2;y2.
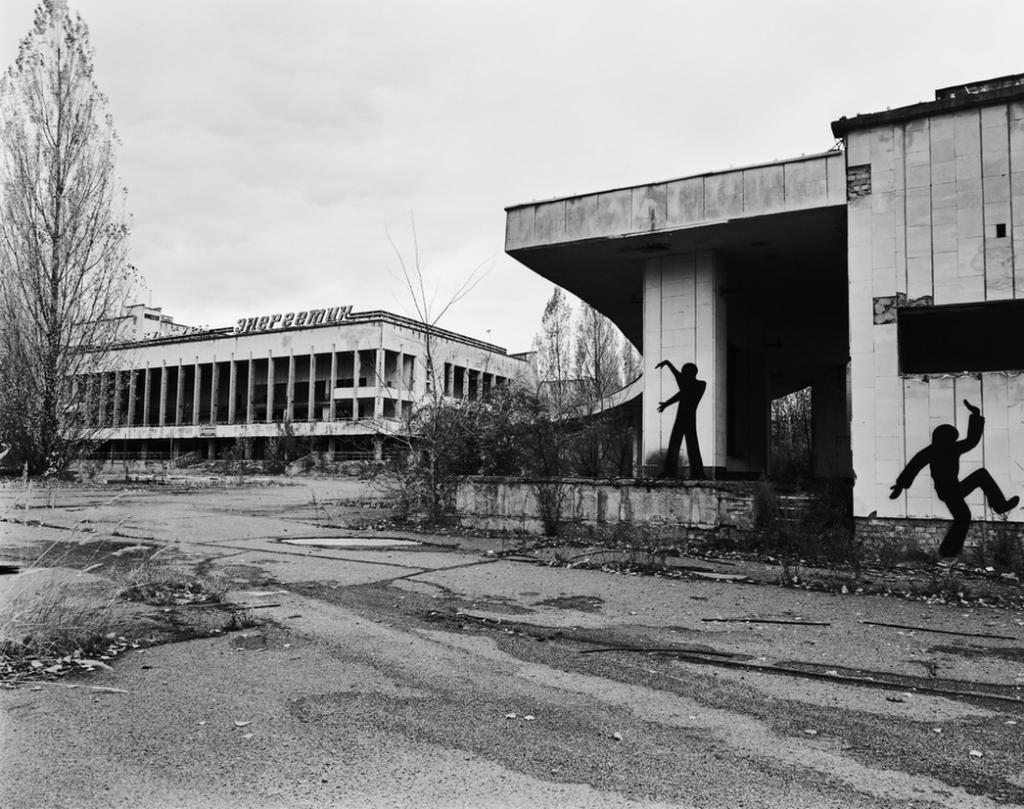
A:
229;625;295;652
535;595;605;613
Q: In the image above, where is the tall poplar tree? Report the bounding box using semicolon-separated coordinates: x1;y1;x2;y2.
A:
574;303;623;409
0;0;134;474
532;287;576;412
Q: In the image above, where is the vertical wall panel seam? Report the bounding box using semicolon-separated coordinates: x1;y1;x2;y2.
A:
929;116;936;297
899;377;907;514
979;110;988;300
901;123;910;295
1008;104;1017;298
926;117;934;297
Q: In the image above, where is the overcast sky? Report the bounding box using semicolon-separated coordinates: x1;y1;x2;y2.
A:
2;1;1024;351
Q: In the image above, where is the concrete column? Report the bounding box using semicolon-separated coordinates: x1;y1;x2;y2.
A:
126;369;136;428
396;350;405;404
266;351;275;424
352;350;360;420
158;362;168;427
328;345;337;421
228;358;237;424
142;365;151;426
210;359;219;424
112;371;122;427
374;349;384;418
207;438;216;460
308;349;316;421
96;374;108;426
461;365;469;400
246;356;254;424
286;350;295;422
642;250;728;478
373;435;383;461
445;363;453;397
175;360;184;426
192;360;201;426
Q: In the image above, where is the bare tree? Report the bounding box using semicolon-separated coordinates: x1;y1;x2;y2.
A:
532;287;577;413
0;0;135;475
382;222;491;522
574;303;623;410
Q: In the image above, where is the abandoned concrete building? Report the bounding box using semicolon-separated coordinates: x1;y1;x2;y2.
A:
504;73;1024;550
86;305;526;461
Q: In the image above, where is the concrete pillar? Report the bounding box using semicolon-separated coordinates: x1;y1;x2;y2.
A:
246;356;254;424
175;360;184;426
373;435;383;461
308;348;316;421
266;351;275;424
96;374;108;426
192;360;201;426
210;359;219;424
328;345;337;421
228;358;237;424
352;350;361;420
642;251;728;478
207;438;216;460
142;365;151;426
112;371;122;427
461;365;469;400
126;369;136;428
158;362;168;427
396;350;405;403
374;349;384;418
286;350;295;422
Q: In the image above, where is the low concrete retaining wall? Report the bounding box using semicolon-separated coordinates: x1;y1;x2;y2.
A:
455;476;759;540
856;516;1024;564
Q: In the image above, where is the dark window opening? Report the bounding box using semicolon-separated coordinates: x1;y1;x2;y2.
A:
898;300;1024;374
996;222;1007;238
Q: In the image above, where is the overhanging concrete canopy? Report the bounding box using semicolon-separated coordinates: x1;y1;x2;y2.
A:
505;152;849;395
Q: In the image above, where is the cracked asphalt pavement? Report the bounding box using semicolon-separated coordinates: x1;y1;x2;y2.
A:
1;476;1023;808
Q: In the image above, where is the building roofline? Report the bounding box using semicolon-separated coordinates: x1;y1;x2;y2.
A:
831;74;1024;137
503;150;841;213
110;309;519;357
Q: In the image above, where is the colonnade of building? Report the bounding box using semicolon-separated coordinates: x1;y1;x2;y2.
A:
80;348;510;429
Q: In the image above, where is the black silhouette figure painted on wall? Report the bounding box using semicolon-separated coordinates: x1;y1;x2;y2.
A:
656;360;706;480
890;399;1019;563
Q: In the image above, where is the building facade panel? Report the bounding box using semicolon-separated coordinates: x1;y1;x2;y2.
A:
842;87;1024;527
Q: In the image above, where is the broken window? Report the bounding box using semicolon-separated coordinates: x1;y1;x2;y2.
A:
898;300;1024;374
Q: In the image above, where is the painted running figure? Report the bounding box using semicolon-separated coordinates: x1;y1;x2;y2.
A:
890;399;1019;564
656;360;706;480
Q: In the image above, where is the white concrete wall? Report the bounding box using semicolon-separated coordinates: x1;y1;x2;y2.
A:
848;101;1024;521
642;252;727;475
506;152;846;251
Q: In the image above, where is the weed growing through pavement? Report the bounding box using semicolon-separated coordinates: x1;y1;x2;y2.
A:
0;530;230;679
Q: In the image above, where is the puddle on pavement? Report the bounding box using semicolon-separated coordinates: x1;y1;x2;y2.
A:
280;537;421;549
